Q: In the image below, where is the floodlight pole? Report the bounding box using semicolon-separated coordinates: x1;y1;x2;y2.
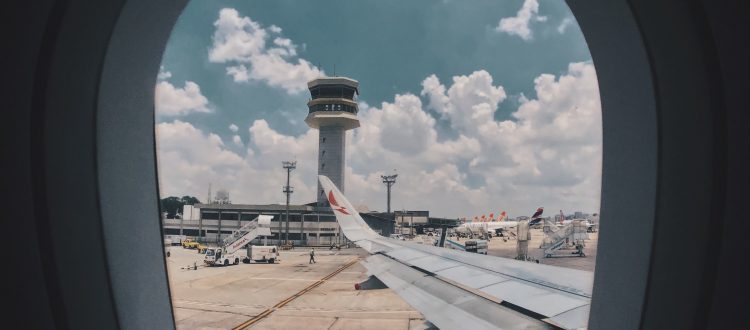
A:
381;174;398;213
283;161;297;245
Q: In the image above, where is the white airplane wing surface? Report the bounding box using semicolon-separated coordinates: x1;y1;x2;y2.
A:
319;175;592;330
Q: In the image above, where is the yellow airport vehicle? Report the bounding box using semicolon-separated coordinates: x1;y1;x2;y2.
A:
182;238;199;249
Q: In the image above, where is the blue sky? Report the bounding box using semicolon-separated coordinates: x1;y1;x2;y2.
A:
155;0;602;219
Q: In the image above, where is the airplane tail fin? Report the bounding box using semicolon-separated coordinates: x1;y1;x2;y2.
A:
318;175;378;242
531;207;544;219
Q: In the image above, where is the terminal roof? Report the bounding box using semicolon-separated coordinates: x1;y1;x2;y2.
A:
194;203;316;212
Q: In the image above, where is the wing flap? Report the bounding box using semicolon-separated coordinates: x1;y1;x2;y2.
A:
544;305;591;330
436;265;511;289
480;281;589;317
407;255;463;273
385;247;430;261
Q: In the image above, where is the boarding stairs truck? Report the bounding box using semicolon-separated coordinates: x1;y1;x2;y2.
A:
464;223;486;239
541;220;589;258
204;215;273;266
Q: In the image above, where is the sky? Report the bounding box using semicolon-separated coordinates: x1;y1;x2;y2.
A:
155;0;602;219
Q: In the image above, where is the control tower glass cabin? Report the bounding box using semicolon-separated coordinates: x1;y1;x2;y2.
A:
304;77;360;206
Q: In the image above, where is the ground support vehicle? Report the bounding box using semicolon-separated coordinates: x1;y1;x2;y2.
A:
242;245;280;264
204;215;272;266
464;239;488;254
182;238;199;249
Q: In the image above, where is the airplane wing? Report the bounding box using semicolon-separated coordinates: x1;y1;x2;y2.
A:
319;175;592;330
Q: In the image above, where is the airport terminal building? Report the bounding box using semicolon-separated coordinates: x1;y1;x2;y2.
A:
163;203;399;246
163;203;458;246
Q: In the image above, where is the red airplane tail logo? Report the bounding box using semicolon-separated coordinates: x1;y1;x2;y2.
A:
328;191;350;215
531;207;544;219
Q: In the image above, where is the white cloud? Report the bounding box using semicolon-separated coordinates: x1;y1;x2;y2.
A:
208;8;323;94
229;123;239;132
272;37;296;56
268;25;282;33
157;66;172;80
155;120;243;199
495;0;547;41
367;94;437;155
208;9;267;63
226;65;249;82
156;120;318;204
422;70;507;132
557;17;573;34
155;81;211;117
504;62;602;188
156;63;601;218
232;135;243;147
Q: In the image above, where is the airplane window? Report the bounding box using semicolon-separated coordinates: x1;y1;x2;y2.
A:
154;1;601;329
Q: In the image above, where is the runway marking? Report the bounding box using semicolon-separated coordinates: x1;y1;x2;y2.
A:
232;257;360;330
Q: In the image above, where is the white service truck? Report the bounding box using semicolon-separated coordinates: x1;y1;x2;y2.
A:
204;215;273;267
242;245;280;264
204;247;241;266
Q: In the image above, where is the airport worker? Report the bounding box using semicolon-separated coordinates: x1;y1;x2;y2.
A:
309;248;316;264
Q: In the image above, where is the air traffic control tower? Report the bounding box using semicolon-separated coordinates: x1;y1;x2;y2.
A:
305;77;360;206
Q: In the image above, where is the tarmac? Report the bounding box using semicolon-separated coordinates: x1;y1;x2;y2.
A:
484;228;598;272
166;247;426;329
166;228;598;329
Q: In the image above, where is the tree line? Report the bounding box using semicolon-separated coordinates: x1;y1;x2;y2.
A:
160;196;200;219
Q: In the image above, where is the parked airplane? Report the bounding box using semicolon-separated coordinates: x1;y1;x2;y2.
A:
455;211;517;237
557;210;595;231
559;219;595;232
319;175;592;329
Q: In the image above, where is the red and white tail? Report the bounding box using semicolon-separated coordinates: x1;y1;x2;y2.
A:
318;175;379;242
531;207;544;219
498;211;507;222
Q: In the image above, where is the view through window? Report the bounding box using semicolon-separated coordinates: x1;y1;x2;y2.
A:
156;0;602;328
